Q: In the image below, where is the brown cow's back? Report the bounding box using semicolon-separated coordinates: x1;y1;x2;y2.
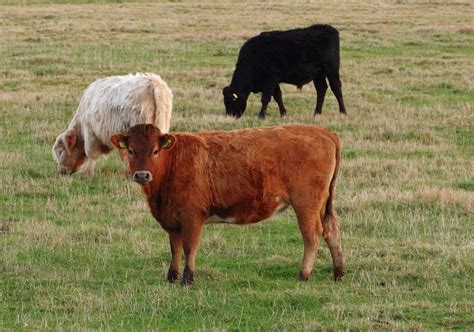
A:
167;125;338;225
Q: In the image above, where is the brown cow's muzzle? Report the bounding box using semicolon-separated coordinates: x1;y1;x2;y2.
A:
133;170;152;184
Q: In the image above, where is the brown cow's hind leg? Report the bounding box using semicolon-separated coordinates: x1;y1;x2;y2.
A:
295;209;323;281
167;232;183;283
323;212;345;281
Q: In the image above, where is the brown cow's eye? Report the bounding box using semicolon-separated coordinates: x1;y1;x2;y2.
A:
153;149;159;155
128;149;134;156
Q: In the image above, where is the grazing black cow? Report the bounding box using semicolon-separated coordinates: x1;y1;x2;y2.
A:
223;24;347;119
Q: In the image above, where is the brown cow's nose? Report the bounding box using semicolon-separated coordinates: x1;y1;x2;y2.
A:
133;171;152;184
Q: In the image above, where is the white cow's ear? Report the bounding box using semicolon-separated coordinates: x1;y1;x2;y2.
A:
63;131;77;154
159;134;176;150
110;134;128;149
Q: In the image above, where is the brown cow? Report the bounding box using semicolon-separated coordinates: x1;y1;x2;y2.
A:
111;124;344;285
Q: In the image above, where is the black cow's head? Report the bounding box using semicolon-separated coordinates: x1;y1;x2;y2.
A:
223;86;248;118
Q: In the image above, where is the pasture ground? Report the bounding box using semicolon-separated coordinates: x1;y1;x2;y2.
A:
1;1;473;330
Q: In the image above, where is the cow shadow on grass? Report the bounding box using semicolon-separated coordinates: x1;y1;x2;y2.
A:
257;263;334;282
200;261;334;286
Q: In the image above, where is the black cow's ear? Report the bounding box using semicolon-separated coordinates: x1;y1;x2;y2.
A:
159;134;176;150
110;134;128;149
223;86;230;96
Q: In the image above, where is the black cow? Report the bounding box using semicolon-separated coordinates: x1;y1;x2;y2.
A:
223;24;347;119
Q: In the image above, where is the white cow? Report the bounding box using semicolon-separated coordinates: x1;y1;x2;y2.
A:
52;73;173;176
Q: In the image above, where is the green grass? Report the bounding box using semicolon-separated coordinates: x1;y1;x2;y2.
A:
1;1;473;330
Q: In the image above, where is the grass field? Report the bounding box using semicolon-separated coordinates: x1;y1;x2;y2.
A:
1;0;473;330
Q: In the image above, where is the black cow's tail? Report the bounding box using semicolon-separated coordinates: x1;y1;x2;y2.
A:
334;28;341;71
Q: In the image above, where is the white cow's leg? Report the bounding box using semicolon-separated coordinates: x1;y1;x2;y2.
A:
82;128;103;177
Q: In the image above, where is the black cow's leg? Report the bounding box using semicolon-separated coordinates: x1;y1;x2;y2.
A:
258;82;276;119
313;74;328;115
273;85;287;117
327;72;347;114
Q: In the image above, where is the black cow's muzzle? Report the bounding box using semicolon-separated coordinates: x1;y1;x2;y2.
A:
231;111;243;119
133;170;152;184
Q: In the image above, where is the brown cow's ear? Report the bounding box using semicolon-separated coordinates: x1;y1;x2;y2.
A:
63;131;77;154
110;134;128;149
159;134;176;150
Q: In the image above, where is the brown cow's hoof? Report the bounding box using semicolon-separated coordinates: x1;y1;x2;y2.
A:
182;267;194;286
298;271;310;281
167;268;180;283
334;269;345;282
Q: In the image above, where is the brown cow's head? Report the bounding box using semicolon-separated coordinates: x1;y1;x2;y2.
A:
52;130;87;175
110;124;176;185
223;86;248;118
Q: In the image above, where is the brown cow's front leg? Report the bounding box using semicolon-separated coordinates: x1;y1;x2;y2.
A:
181;218;204;286
167;232;183;283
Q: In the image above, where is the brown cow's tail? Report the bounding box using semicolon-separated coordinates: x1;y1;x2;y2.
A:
323;136;341;223
323;134;345;281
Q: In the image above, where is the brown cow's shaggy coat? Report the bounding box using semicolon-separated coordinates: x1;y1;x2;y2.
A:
111;124;344;285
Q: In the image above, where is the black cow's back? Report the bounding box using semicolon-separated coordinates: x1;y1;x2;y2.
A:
234;24;339;88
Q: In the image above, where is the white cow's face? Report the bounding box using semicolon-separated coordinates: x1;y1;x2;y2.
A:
52;130;87;175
